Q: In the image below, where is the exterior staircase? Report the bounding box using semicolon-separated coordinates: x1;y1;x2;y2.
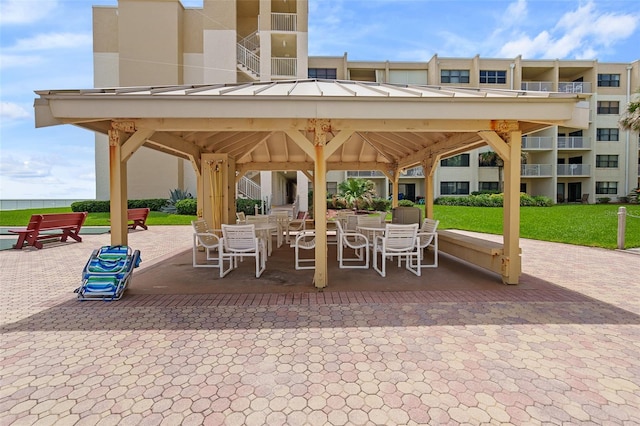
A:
237;33;260;80
238;173;261;200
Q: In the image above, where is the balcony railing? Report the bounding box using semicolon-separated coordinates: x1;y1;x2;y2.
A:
272;57;297;77
346;171;385;178
522;136;553;150
521;81;552;92
521;164;553;177
272;13;297;31
557;136;590;149
558;81;591;93
402;167;424;177
557;164;591;176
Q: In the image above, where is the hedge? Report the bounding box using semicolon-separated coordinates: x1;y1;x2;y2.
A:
71;198;168;213
434;193;552;207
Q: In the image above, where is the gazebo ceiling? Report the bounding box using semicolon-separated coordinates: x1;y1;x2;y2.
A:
34;79;591;173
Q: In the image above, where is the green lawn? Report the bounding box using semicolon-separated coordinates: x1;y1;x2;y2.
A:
1;204;638;250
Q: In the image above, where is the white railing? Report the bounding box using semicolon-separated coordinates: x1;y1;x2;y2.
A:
271;13;297;31
402;167;424;177
238;33;259;52
346;171;385;178
0;199;87;211
272;57;297;77
557;164;591;176
521;81;553;92
237;44;260;76
558;82;591;93
238;176;261;200
521;164;553;176
522;136;553;150
558;136;590;149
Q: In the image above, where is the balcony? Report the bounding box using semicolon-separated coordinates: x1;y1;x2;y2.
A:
557;136;590;150
558;82;591;93
521;164;553;177
522;136;553;150
402;167;424;177
346;171;385;178
272;13;297;31
272;57;297;77
521;81;552;92
557;164;591;176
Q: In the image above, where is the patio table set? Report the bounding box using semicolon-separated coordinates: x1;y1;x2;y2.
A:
192;211;438;278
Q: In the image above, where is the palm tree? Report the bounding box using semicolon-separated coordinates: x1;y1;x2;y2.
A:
479;150;528;193
619;89;640;132
336;178;376;210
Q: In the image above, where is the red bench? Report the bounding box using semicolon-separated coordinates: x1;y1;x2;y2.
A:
127;208;150;230
8;212;88;249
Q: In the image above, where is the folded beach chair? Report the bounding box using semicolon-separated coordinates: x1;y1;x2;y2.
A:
75;245;141;301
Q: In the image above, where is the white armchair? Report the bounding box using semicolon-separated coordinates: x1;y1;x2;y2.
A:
372;223;420;277
286;212;308;245
293;230;316;270
335;220;369;269
414;218;439;269
191;220;228;269
220;224;266;278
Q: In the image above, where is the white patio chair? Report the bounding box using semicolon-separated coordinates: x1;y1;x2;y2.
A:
372;223;420;277
191;220;229;268
413;218;439;269
271;210;290;248
220;224;266;278
286;212;308;245
246;215;272;254
236;212;246;224
335;220;369;269
293;230;316;270
356;215;383;248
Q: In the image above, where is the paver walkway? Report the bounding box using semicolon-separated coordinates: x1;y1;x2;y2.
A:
1;226;639;425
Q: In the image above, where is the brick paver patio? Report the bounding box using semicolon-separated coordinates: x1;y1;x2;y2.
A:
1;226;639;425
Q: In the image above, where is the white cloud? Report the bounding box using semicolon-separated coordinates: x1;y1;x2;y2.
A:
0;0;59;25
498;1;640;59
7;32;93;52
0;101;31;120
0;155;52;179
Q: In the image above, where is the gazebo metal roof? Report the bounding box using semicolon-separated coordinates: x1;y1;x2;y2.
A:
34;79;591;287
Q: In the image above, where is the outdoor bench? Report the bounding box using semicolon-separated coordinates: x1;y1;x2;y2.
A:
8;212;88;249
127;208;150;230
437;230;520;278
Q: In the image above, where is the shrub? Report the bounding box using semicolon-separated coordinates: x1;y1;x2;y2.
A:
398;199;415;207
175;198;197;215
236;199;262;215
434;193;552;207
597;197;611;204
370;198;391;212
71;199;168;212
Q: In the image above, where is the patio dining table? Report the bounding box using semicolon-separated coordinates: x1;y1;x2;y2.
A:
253;221;278;256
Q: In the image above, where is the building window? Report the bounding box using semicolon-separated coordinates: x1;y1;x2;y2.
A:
596;155;618;168
479;70;506;84
326;181;337;196
596;181;618;194
479;182;499;192
441;181;470;195
441;70;470;84
309;68;337;79
440;154;470;167
597;101;620;114
597;74;620;87
596;128;619;141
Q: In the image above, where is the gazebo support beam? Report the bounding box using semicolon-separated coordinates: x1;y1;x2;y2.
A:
107;123;131;246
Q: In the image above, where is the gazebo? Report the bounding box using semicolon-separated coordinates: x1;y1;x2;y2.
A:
34;79;591;288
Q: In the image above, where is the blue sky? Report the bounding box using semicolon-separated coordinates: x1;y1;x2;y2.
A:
1;0;639;200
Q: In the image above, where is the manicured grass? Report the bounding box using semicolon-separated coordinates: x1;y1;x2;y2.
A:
1;204;638;249
0;208;197;227
432;204;640;250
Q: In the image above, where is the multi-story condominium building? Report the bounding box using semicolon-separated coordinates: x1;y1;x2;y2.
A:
93;0;639;208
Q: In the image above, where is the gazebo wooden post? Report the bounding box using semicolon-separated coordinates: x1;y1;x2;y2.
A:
107;122;131;246
310;120;330;289
502;128;523;284
421;158;435;219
